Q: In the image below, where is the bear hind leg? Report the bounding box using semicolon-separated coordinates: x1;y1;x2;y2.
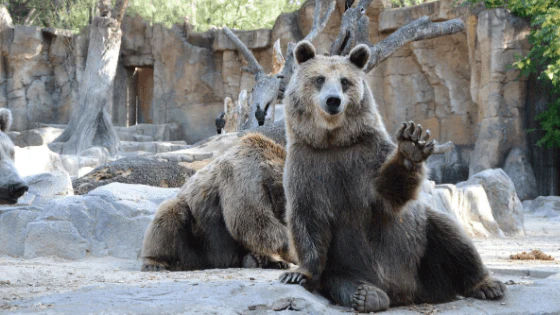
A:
418;209;506;302
141;198;204;271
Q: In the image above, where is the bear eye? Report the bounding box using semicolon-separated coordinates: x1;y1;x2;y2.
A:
315;76;325;87
340;78;350;91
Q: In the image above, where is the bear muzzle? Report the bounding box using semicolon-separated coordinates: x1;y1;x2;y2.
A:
320;94;345;116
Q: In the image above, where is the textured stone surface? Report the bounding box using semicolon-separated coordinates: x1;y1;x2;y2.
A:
0;183;179;260
462;169;525;236
24;221;88;260
24;170;73;197
422;181;505;237
503;147;538;201
524;196;560;219
0;2;534;180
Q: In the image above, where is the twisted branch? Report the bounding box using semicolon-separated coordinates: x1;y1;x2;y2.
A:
222;27;265;77
365;17;465;73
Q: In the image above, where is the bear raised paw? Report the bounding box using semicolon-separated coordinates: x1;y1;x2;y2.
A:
279;41;505;312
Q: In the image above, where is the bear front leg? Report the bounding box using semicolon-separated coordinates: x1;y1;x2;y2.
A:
279;197;332;289
376;121;435;212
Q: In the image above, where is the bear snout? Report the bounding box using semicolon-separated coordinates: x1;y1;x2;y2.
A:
322;95;344;115
10;182;28;199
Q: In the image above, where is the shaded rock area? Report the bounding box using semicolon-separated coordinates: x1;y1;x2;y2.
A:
73;157;195;195
504;147;538;201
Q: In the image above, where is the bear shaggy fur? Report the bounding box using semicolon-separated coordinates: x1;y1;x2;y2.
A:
141;133;296;271
0;108;28;205
279;41;505;312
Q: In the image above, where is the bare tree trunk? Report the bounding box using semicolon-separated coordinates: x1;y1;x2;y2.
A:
50;0;128;156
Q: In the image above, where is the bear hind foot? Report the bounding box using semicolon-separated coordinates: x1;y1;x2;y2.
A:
351;283;390;313
141;258;169;272
468;277;506;300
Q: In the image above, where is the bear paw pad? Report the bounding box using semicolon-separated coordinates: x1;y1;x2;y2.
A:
396;121;435;165
352;284;390;313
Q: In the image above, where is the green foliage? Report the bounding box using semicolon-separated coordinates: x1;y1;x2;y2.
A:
461;0;560;148
6;0;97;31
6;0;301;32
127;0;301;30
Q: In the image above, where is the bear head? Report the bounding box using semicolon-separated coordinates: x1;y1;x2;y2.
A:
284;41;386;149
0;108;28;205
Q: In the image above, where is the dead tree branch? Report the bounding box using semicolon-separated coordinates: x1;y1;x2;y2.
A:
279;0;336;101
223;27;265;77
222;0;336;129
365;17;464;72
330;0;373;55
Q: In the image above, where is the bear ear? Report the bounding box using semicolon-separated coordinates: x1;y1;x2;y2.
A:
294;40;316;65
0;108;12;132
348;44;371;70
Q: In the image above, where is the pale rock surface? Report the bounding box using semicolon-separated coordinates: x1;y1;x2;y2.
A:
422;181;504;237
14;145;66;177
0;183;179;260
24;170;73;197
460;168;525;236
1;213;560;314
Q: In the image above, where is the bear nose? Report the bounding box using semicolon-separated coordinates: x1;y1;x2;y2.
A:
10;182;28;199
326;96;341;109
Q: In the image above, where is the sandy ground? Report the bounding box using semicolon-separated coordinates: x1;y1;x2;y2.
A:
1;214;559;314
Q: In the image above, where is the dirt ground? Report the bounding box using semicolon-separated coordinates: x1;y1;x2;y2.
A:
1;214;559;314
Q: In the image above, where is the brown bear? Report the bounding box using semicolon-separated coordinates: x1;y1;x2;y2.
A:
141;133;296;271
279;41;505;312
0;108;28;205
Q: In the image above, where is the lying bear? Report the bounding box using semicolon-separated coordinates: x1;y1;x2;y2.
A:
279;41;505;312
141;133;296;271
0;108;28;205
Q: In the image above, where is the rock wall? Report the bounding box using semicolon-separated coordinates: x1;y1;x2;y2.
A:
0;1;539;183
0;7;77;131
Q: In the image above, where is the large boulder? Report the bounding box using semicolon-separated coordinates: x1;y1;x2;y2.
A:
523;196;560;219
460;168;525;236
0;183;179;259
421;181;504;237
503;147;538;201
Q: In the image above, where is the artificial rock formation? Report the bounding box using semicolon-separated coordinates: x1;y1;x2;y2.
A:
0;1;535;187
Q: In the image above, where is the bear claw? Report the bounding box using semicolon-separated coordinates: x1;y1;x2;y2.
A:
470;277;506;300
279;271;309;285
351;284;390;313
